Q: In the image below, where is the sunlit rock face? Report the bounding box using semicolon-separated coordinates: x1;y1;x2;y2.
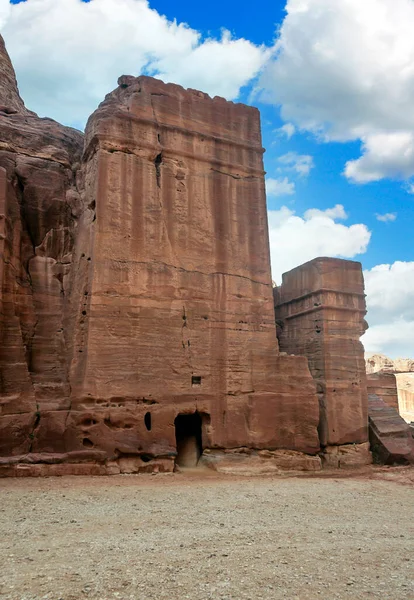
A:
274;257;369;448
0;34;323;475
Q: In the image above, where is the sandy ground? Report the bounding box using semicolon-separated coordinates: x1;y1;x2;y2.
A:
1;468;414;600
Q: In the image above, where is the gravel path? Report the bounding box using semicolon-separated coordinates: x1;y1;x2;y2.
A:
1;470;413;600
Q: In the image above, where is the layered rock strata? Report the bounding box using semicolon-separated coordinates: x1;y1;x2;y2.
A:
368;394;414;464
366;372;399;412
0;35;323;475
0;36;84;464
274;258;369;458
365;355;414;423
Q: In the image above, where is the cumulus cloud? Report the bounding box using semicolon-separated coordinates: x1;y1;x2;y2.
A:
375;213;397;223
266;177;295;197
277;151;314;177
345;133;414;183
0;0;268;128
363;262;414;357
268;205;371;283
259;0;414;183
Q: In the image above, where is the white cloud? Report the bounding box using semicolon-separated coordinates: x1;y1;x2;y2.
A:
268;205;371;282
362;320;414;358
276;123;296;139
376;212;397;222
363;261;414;357
266;177;295;197
259;0;414;183
0;0;268;128
277;151;314;177
304;204;347;220
345;133;414;183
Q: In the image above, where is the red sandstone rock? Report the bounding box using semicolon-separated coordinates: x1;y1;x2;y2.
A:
368;394;414;464
199;448;322;474
366;372;399;412
0;35;323;473
274;258;369;448
0;34;83;458
321;442;372;468
0;35;31;116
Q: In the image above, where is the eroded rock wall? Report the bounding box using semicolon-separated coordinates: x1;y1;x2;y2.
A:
365;355;414;423
368;394;414;464
274;258;369;448
366;372;399;412
0;39;322;474
65;75;320;462
0;35;84;460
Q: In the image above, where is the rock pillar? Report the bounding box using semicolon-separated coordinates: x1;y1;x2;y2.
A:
274;257;368;448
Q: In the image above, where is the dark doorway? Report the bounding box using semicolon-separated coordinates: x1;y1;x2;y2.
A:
174;412;202;467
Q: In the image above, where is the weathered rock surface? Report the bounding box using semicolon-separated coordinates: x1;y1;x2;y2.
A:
396;373;414;423
0;34;323;474
0;34;84;462
199;448;322;474
366;372;399;412
65;74;320;461
274;258;369;449
321;442;372;468
0;35;31;115
368;394;414;464
366;354;414;374
365;354;414;423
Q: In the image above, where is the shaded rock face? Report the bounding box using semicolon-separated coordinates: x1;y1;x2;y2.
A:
0;35;84;459
274;258;369;448
366;372;399;412
0;36;323;473
368;394;414;465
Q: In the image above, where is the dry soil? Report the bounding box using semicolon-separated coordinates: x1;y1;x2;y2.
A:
1;468;414;600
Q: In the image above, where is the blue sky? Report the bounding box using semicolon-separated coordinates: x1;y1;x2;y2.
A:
2;0;414;357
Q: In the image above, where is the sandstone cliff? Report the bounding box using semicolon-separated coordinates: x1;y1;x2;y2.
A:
0;35;84;462
0;35;324;475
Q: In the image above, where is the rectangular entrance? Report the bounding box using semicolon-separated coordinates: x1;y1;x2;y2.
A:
174;412;202;467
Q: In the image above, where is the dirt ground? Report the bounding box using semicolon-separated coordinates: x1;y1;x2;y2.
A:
1;467;413;600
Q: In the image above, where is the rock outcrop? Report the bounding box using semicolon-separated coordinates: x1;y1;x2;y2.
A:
368;394;414;464
365;354;414;423
274;258;369;456
0;35;84;463
1;34;325;475
366;372;399;412
366;354;414;374
0;35;30;115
